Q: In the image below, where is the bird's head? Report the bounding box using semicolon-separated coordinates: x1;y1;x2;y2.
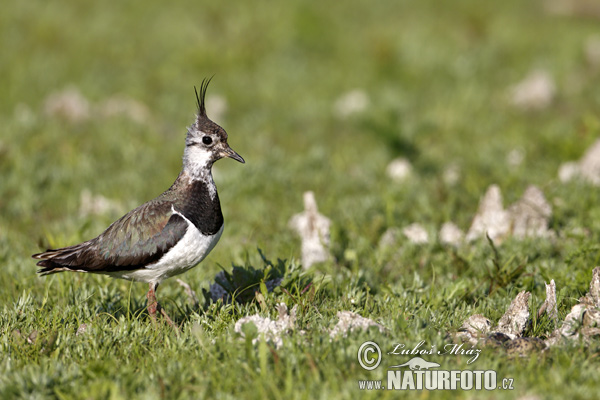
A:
183;78;244;177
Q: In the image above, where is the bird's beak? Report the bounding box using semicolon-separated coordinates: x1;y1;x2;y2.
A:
221;144;245;163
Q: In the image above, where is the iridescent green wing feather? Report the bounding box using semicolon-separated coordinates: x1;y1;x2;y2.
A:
34;199;188;273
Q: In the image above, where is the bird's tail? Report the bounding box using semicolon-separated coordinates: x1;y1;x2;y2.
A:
32;243;89;275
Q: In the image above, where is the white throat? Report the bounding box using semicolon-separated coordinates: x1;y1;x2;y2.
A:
182;145;213;181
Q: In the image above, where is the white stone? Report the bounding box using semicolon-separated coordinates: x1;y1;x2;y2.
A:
329;311;384;338
548;268;600;345
76;324;88;336
461;314;492;336
466;185;510;242
333;89;369;118
558;161;581;183
578;139;600;185
402;223;429;244
378;227;401;249
587;267;600;307
510;70;555;111
585;35;600;68
506;148;525;167
557;139;600;185
79;189;123;217
443;163;460;186
538;279;558;321
557;304;586;340
456;314;492;345
234;303;297;348
99;95;150;124
44;86;90;123
495;291;531;339
507;185;552;238
439;222;464;246
289;191;331;269
386;158;412;182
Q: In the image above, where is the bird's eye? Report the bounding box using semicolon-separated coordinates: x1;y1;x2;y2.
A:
202;136;213;145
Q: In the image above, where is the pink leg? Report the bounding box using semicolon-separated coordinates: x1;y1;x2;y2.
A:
160;307;177;329
147;283;158;323
146;283;179;332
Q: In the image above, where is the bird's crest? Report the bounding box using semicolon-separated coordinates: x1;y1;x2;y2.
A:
194;77;213;118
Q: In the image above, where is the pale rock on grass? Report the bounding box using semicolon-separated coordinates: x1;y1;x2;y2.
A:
576;139;600;185
333;89;369;118
99;95;151;124
507;185;553;239
558;161;581;183
442;163;460;186
466;185;510;242
455;314;492;345
455;297;544;356
76;324;88;336
506;148;525;168
79;189;124;217
558;139;600;186
378;227;401;249
289;191;331;269
386;158;412;182
402;223;429;244
585;35;600;68
234;303;298;349
547;268;600;345
467;185;552;242
380;223;436;247
329;311;385;339
509;70;556;111
543;0;600;19
454;293;534;348
439;222;464;246
551;304;587;343
44;86;91;123
495;291;531;339
537;279;558;322
44;87;152;125
588;266;600;302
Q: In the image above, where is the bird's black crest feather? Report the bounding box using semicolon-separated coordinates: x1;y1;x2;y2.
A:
194;76;213;117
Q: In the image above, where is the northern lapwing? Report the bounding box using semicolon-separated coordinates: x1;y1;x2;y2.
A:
32;78;244;326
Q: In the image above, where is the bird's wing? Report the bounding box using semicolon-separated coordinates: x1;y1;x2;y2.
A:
33;200;189;273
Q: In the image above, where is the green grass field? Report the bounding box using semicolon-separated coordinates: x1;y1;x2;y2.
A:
2;0;600;398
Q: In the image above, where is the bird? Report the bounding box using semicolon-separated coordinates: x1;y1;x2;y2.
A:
32;78;244;326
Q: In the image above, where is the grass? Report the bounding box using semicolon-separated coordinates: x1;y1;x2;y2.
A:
2;0;600;398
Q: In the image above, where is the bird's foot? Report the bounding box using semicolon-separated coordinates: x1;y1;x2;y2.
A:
159;306;179;331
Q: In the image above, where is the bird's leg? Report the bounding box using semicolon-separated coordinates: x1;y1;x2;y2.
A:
146;282;179;331
159;307;177;329
147;283;159;323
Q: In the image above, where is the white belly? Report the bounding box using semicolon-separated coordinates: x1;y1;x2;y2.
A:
108;218;224;285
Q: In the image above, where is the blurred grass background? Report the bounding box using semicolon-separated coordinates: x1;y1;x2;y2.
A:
2;0;600;398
